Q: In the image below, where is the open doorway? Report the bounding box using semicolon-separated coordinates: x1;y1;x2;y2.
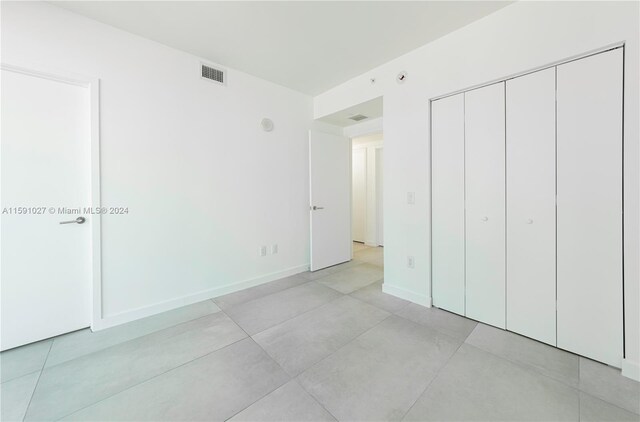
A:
309;96;383;272
351;132;383;266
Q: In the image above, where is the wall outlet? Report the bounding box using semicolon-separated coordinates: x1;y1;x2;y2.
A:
259;246;267;257
407;256;415;269
271;244;278;254
407;192;415;205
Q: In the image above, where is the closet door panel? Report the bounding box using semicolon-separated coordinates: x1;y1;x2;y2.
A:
556;48;623;366
431;93;465;315
465;83;506;328
506;68;557;345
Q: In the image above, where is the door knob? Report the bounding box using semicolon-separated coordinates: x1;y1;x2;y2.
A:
526;219;534;224
311;206;324;211
481;216;488;222
60;216;86;225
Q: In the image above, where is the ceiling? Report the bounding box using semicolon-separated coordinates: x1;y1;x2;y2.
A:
53;1;511;95
319;96;382;127
353;133;383;146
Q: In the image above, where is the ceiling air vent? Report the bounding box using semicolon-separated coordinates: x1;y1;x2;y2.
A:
201;63;226;85
348;114;368;122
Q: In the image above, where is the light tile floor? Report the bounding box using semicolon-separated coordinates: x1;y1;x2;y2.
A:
1;243;638;421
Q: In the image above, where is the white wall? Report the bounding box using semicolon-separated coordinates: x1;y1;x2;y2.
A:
1;1;314;327
314;1;640;378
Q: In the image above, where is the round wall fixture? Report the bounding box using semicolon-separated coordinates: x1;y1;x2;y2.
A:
260;118;274;132
397;71;408;84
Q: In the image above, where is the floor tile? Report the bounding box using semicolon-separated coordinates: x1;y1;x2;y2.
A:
299;260;363;281
465;323;579;387
25;312;246;421
350;281;409;313
353;247;383;263
229;380;336;422
352;242;369;252
397;304;477;341
403;344;579;421
254;296;389;376
0;372;40;422
317;263;383;294
297;315;460;421
63;339;289;421
580;392;640;421
224;282;342;335
0;339;51;383
580;357;640;414
367;255;384;268
213;275;308;310
46;300;220;368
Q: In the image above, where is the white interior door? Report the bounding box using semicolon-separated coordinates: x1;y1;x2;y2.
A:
1;68;92;350
431;93;465;315
506;68;557;346
309;130;351;271
556;49;623;367
465;83;506;328
352;148;366;243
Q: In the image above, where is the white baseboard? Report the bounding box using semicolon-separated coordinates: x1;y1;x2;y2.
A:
621;358;640;381
382;283;430;307
92;264;309;331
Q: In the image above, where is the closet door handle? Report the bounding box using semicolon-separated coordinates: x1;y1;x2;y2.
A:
481;216;488;222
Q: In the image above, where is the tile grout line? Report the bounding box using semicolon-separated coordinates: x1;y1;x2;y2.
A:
0;368;42;386
211;273;311;309
224;261;383;338
41;258;380;419
240;275;388;342
22;340;53;422
291;312;397;415
461;337;582;391
227;278;394;418
33;256;387;421
577;357;640;417
41;304;222;372
578;357;581;420
398;318;636;416
291;377;340;422
220;309;293;422
232;291;348;338
55;334;251;421
579;390;640;418
218;250;380;311
399;339;466;421
460;340;588;417
391;309;475;344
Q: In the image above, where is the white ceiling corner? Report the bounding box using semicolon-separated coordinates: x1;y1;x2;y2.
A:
52;1;511;96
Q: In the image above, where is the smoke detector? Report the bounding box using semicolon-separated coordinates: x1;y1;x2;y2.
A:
261;118;274;132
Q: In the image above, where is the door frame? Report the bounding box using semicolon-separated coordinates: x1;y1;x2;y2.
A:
1;62;103;332
345;117;384;250
350;139;384;247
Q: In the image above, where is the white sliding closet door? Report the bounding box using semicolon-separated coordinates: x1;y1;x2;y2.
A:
465;83;506;328
556;49;623;367
506;68;557;345
431;93;465;315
